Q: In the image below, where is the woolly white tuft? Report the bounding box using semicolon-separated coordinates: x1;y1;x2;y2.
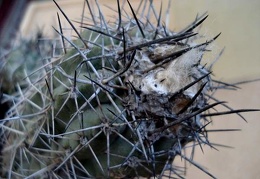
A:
130;46;204;97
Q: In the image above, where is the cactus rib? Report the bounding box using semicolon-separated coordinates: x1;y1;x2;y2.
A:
0;0;259;178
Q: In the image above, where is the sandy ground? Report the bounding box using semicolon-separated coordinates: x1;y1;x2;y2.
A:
19;0;260;178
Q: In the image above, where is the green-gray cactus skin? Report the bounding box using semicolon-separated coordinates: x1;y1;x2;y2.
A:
1;0;258;178
0;2;210;178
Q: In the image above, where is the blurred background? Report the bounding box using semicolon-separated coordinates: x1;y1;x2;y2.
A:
1;0;260;178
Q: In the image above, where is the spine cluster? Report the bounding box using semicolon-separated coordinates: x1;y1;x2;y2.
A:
0;0;257;178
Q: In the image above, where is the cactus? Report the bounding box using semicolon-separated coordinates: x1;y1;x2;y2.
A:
0;0;258;178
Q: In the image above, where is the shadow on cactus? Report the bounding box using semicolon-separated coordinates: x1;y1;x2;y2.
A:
0;0;259;178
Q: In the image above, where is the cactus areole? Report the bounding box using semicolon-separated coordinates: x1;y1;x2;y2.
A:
1;0;258;178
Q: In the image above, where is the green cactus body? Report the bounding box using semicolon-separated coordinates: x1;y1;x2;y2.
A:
1;0;257;178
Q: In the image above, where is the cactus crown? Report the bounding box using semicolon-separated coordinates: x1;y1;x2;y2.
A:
0;0;258;178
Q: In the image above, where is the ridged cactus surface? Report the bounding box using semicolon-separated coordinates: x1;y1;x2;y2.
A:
0;0;258;178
